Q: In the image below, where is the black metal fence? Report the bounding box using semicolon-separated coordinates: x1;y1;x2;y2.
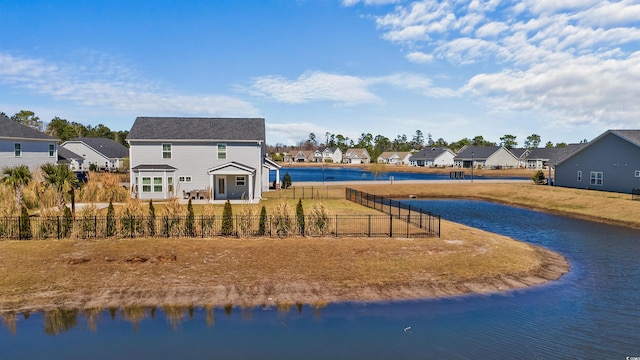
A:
272;186;338;199
345;188;440;237
0;212;434;240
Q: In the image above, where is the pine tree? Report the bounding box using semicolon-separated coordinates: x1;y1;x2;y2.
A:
147;200;156;236
221;200;234;236
185;198;195;236
19;206;32;240
258;205;267;236
282;172;292;189
296;198;305;236
106;201;116;236
62;206;73;238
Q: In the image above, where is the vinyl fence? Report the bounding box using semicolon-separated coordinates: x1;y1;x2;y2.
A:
345;188;440;237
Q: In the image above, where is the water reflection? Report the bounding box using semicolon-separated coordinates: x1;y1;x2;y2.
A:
1;302;329;336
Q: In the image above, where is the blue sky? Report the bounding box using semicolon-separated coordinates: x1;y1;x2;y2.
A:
1;0;639;146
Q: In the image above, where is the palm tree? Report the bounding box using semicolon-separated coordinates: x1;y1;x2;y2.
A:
1;165;33;211
41;163;78;211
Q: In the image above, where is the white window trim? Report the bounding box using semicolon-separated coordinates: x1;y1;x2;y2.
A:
635;170;640;177
179;176;192;183
217;143;227;159
162;143;172;159
142;177;152;193
14;143;21;157
577;171;582;182
153;177;163;192
236;176;246;186
590;171;603;186
49;143;55;157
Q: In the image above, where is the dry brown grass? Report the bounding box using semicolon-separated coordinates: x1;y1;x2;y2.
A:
0;220;562;313
351;182;640;228
78;172;129;203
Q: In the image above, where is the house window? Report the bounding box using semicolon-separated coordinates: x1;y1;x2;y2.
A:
590;171;603;186
49;144;55;157
168;177;174;192
14;143;21;157
142;177;151;192
236;176;245;186
218;144;227;159
179;176;192;183
577;171;582;182
162;144;171;159
635;170;640;177
153;177;163;192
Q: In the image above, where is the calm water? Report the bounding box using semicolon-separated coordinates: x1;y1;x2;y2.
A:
270;166;526;182
1;200;639;359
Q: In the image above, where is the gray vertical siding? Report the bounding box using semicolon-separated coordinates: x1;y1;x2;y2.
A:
555;133;640;193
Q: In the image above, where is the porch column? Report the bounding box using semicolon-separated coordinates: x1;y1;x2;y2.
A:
248;174;254;202
209;175;215;202
275;168;280;188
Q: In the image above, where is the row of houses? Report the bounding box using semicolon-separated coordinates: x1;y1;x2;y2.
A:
2;114;640;196
284;147;372;164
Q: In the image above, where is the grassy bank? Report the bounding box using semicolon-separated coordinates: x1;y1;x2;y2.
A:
350;182;640;228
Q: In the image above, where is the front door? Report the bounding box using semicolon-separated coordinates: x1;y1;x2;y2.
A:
216;176;227;200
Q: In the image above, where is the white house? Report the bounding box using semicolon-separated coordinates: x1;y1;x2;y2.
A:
409;147;455;167
454;146;519;169
343;148;371;164
377;151;412;165
126;117;276;202
318;147;342;163
61;137;129;172
0;114;58;171
57;147;85;171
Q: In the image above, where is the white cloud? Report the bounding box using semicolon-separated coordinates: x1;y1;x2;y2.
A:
406;51;434;63
0;52;258;117
341;0;400;6
249;72;381;105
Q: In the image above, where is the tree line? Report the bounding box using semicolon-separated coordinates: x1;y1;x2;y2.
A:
267;130;578;161
2;110;129;146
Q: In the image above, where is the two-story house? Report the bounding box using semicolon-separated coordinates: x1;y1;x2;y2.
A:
0;114;58;170
127;117;271;202
61;137;129;172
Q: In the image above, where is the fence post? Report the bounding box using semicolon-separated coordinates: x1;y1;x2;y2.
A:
335;215;338;237
368;215;371;237
57;216;61;240
389;214;393;237
94;216;97;238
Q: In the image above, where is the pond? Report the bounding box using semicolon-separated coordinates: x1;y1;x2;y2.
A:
270;166;527;183
1;200;639;359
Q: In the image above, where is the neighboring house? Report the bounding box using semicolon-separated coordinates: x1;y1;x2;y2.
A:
0;114;58;170
509;148;531;168
377;151;412;165
57;147;85;171
523;145;583;170
291;150;315;162
343;148;371;164
61;137;129;172
316;146;342;163
555;130;640;193
409;147;456;167
454;146;519;169
127;117;272;202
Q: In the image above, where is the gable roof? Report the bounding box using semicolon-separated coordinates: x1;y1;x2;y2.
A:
410;147;454;161
57;147;84;162
557;130;640;166
344;148;369;159
0;114;56;141
66;137;129;159
509;148;529;158
454;146;504;160
127;117;266;142
525;144;585;165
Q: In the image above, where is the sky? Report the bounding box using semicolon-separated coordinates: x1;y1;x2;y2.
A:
1;0;639;147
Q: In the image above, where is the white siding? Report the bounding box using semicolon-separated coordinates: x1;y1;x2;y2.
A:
486;148;520;169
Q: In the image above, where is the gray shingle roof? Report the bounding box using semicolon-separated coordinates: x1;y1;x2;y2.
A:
611;130;640;147
127;117;266;142
57;147;84;161
68;137;129;159
525;144;584;165
410;147;453;161
454;146;503;160
0;114;56;141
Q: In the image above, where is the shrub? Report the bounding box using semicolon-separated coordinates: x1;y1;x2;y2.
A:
296;198;305;235
308;201;331;235
62;206;73;237
258;206;267;236
221;200;234;236
237;200;255;237
106;201;116;237
272;200;292;236
185;199;195;236
147;200;156;236
282;172;292;189
532;170;545;184
201;203;217;236
19;206;32;239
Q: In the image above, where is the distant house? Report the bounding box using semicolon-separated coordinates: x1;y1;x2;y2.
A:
127;117;276;202
290;150;315;162
409;147;455;167
61;137;129;172
454;146;519;169
377;151;412;165
57;147;85;171
509;148;531;168
555;130;640;193
523;145;583;170
0;114;58;170
343;148;370;164
316;146;342;163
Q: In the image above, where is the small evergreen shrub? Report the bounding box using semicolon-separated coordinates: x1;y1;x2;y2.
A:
19;206;32;240
106;201;116;237
258;206;267;236
62;206;73;238
282;172;292;189
221;200;234;236
147;200;156;236
296;198;305;236
185;199;195;236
